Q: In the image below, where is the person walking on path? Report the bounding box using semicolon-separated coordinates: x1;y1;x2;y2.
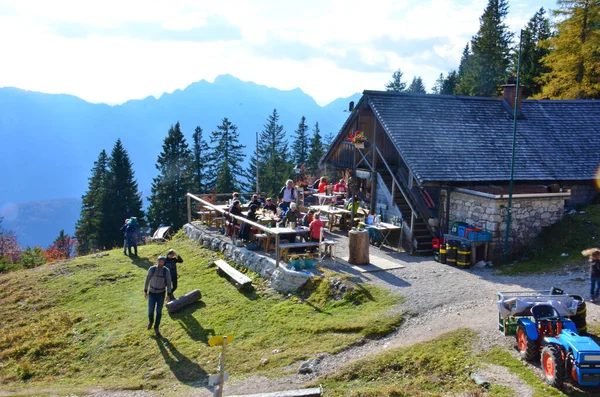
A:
583;248;600;302
121;217;139;256
164;249;183;299
120;218;130;255
144;255;173;336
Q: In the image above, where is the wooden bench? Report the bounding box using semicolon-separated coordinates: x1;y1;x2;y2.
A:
279;242;320;260
213;216;225;229
214;259;252;291
321;239;335;257
254;233;274;252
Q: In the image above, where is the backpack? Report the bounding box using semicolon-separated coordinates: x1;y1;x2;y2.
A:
127;217;139;233
150;266;168;278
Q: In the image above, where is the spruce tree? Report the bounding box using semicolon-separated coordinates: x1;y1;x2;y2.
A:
291;116;310;168
256;109;292;196
539;0;600;99
191;126;210;193
406;76;427;94
517;8;551;98
75;149;108;255
245;144;261;193
385;69;407;92
206;118;246;194
324;131;336;151
104;139;144;248
307;122;325;175
457;0;514;96
441;71;460;95
432;73;445;94
147;122;195;231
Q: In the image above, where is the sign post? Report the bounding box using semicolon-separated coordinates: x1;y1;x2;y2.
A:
208;335;234;397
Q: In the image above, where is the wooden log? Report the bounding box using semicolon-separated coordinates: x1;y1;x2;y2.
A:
166;289;202;314
348;229;369;265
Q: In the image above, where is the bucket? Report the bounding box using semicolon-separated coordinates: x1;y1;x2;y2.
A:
457;243;472;268
446;241;458;266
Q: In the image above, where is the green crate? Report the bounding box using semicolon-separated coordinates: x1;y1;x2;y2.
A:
498;316;519;336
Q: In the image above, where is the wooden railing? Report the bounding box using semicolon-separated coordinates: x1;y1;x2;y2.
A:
186;193;286;267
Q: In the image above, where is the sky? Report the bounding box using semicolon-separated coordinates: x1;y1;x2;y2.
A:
0;0;557;106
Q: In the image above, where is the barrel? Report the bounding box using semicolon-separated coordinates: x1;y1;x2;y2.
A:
457;243;472;268
568;295;587;335
440;246;447;264
446;241;458;266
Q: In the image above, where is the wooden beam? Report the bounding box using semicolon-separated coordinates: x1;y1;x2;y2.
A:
227;387;322;397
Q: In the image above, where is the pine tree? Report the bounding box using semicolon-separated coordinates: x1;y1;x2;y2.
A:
385;69;407;92
255;109;292;196
206;118;246;194
406;76;427;94
75;149;108;255
457;0;514;96
307;122;325;175
191;126;210;193
147;122;195;231
539;0;600;99
104;139;144;248
291;116;310;168
432;73;445;94
517;8;552;98
245;144;261;193
324;131;336;151
441;70;460;95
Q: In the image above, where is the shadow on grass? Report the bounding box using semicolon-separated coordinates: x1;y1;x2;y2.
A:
169;301;216;343
130;256;154;270
155;336;210;388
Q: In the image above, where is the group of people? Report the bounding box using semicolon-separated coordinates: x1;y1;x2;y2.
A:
120;217;140;256
314;177;347;205
144;249;184;336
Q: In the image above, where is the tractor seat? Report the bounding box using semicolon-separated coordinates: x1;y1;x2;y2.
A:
531;304;561;322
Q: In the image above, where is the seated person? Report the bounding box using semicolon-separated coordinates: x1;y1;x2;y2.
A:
263;197;277;212
228;200;242;225
282;203;301;227
277;200;289;217
232;192;247;204
347;194;361;215
249;194;262;208
317;177;328;204
333;179;347;203
302;209;315;227
309;212;325;243
239;204;258;241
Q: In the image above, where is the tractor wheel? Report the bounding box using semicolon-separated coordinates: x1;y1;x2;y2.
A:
516;323;539;361
541;345;565;389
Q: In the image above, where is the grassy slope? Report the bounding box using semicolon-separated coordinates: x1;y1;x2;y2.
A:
499;204;600;275
0;232;402;393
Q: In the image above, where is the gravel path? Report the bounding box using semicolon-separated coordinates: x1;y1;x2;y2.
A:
35;231;600;396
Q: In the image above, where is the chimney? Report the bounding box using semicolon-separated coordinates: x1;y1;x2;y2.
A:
348;101;355;112
501;84;524;113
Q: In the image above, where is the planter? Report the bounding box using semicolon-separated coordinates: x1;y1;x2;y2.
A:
303;258;314;269
354;142;365;149
290;259;303;270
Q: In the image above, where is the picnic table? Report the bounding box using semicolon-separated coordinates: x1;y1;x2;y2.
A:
310;205;351;231
257;226;310;253
360;221;402;251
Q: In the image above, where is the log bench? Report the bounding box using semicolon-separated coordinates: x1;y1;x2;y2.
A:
214;259;252;291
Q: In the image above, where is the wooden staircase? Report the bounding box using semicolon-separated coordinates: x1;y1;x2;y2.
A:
380;173;433;254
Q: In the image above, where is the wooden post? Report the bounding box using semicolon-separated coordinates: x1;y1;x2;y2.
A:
214;336;228;397
410;213;415;254
370;117;378;215
275;233;280;268
348;229;369;265
187;194;192;224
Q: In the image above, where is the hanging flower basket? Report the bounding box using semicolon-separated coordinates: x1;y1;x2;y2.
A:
347;130;367;148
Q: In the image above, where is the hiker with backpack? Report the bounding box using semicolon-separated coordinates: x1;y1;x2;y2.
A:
164;249;183;299
279;179;297;207
120;218;130;255
144;255;173;337
122;217;139;256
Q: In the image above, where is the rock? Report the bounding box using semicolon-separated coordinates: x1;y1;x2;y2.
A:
474;261;487;269
561;252;569;257
260;358;269;366
272;349;283;354
298;358;320;374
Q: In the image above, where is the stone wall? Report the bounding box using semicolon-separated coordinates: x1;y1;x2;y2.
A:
447;189;568;256
563;182;597;208
183;223;312;293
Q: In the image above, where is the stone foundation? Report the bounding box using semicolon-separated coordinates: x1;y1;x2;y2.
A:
183;223;312;293
446;189;570;256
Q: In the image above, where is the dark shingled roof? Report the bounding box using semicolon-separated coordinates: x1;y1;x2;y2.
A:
364;90;600;184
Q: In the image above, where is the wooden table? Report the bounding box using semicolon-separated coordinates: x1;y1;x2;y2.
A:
360;221;402;251
443;234;490;264
310;205;352;231
266;226;310;257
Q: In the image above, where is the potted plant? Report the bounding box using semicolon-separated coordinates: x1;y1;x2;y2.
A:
347;130;367;149
303;252;314;269
290;255;303;270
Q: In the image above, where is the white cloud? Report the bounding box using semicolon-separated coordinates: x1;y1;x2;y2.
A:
0;0;558;105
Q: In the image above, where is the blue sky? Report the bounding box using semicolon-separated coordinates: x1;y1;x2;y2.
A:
0;0;557;105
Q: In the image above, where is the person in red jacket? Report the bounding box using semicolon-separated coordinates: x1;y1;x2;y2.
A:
309;212;325;243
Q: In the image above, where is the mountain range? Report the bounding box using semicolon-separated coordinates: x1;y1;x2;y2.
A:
0;75;361;248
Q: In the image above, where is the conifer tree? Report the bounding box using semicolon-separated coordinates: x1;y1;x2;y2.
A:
432;73;445;94
516;7;551;98
539;0;600;99
441;71;460;95
307;122;325;175
45;229;76;261
291;116;310;168
245;144;261;193
147;122;195;231
206;118;246;194
456;0;514;96
255;109;292;196
75;149;108;255
191;126;210;193
324;131;336;151
104;139;144;248
406;76;427;94
385;69;407;92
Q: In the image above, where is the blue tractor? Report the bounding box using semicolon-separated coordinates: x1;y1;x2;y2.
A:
516;304;600;388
